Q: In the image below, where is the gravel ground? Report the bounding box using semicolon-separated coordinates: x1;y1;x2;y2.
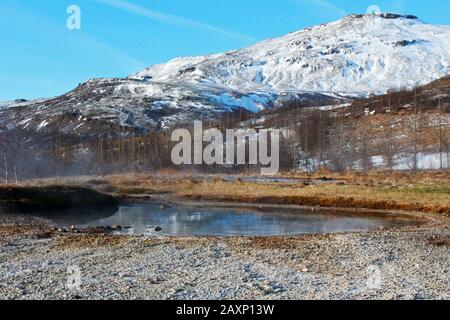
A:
0;214;448;300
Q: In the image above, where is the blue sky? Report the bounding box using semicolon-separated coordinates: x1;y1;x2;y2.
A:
1;0;449;100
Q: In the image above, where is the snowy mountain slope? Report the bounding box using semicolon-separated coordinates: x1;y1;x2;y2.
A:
133;14;450;95
1;13;450;138
0;78;286;138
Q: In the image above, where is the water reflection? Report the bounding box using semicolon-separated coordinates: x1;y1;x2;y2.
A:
24;206;119;225
59;202;420;237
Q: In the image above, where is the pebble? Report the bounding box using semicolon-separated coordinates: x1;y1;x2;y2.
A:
111;225;122;231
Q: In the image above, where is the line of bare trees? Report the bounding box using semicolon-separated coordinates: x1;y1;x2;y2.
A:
275;89;450;172
0;89;449;182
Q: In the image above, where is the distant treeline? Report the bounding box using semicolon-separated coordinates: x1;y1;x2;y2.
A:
0;87;449;182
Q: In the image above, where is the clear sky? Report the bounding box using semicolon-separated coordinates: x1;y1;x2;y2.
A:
1;0;449;100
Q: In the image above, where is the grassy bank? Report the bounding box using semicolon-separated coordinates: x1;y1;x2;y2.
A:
99;171;450;215
15;171;450;216
0;185;118;212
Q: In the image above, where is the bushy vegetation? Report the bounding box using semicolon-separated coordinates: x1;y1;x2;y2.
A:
0;185;118;212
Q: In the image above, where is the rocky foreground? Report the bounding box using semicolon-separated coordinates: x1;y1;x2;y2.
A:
0;214;448;300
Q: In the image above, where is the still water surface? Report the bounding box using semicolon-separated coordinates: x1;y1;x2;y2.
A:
36;202;419;237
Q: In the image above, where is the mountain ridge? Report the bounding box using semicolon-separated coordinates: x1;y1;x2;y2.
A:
131;13;450;95
1;13;449;138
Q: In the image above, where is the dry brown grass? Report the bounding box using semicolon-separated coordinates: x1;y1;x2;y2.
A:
15;171;450;215
181;183;450;214
283;169;450;185
102;172;450;215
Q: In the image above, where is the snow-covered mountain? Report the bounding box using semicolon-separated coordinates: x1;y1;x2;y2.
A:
1;13;450;137
133;13;450;95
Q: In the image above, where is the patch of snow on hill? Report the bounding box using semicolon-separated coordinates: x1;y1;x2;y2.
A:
133;14;450;97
